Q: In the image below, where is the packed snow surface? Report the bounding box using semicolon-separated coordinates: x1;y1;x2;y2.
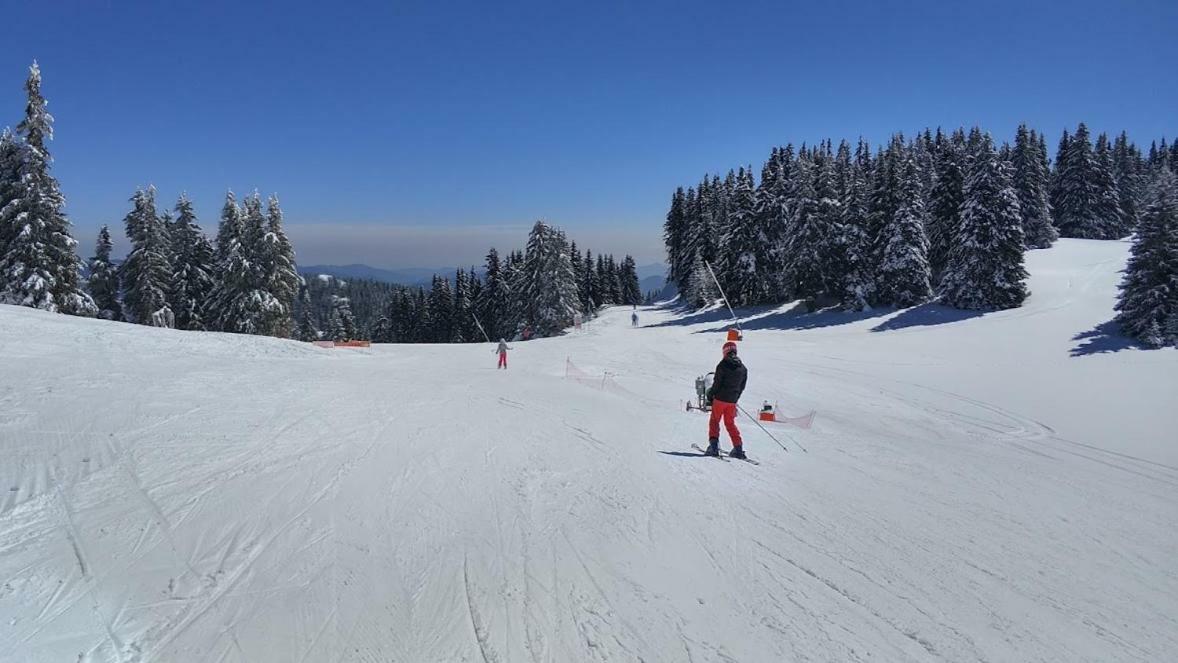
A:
1;239;1175;662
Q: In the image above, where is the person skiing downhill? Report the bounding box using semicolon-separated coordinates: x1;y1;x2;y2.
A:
631;311;638;327
495;338;512;369
705;340;748;458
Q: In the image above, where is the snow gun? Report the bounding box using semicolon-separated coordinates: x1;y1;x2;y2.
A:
686;372;715;412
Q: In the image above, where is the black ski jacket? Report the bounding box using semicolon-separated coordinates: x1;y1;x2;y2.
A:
707;355;747;404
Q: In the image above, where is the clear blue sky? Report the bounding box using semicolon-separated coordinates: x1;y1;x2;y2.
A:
1;0;1174;268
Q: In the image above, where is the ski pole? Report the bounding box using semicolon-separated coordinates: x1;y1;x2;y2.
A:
737;404;808;453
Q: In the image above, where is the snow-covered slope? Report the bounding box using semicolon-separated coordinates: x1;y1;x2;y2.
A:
1;239;1175;662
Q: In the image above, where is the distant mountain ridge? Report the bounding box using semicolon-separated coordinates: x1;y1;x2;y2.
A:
301;262;669;289
298;264;459;286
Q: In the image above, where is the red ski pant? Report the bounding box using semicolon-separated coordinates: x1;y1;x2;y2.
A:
708;399;742;446
498;352;507;368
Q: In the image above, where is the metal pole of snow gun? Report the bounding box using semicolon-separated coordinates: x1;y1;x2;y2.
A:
472;314;492;343
705;260;742;337
737;404;808;453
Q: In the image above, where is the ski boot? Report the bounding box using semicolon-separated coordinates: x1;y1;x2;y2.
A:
704;439;720;456
728;445;747;459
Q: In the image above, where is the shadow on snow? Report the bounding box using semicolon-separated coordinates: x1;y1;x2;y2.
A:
642;301;765;330
1069;319;1141;356
869;303;987;332
657;450;709;458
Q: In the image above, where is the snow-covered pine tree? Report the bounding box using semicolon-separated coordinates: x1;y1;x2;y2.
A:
453;268;471;342
371;316;392;343
120;187;174;327
295;286;319;341
208;191;281;334
685;177;717;297
480;248;508;339
619;255;641;305
329;295;357;341
913;129;937;200
685;252;720;307
1013;124;1058;249
500;249;525;332
927;130;966;283
867;138;904;285
1093;133;1126;239
427;275;454;343
813;150;843;301
1115;167;1178;347
0;63;96;316
718;166;761;306
1055;123;1108;239
1050;129;1071;224
594;254;610;305
939;133;1028;310
663;187;691;292
0;130;19;265
579;248;595;312
568;240;582;304
1113;132;1143;233
752;150;789;303
672;188;696;295
87;225;122;320
783;152;830;305
261;195;300;337
519;220;580;336
204;191;239;329
170;194;216;330
1038;131;1051;176
875;150;932;308
467;266;483;335
829;141;873;310
710;171;737;295
214;190;242;266
606;254;623;304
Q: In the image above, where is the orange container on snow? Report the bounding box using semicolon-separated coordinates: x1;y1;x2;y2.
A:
726;328;742;342
759;401;776;422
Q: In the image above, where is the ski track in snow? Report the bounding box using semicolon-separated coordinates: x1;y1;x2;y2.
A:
1;239;1176;662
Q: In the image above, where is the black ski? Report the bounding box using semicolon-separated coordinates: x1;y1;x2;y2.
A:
690;444;729;461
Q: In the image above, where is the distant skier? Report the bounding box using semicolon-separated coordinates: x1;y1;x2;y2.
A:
631;311;638;327
495;338;512;369
704;341;748;458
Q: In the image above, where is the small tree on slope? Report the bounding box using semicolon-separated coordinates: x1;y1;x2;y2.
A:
87;225;122;320
939;134;1029;310
1115;168;1178;348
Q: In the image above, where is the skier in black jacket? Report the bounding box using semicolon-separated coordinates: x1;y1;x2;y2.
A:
705;340;748;458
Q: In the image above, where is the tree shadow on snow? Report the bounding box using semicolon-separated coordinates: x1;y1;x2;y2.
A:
643;302;776;330
1069;320;1140;356
697;301;894;334
870;303;986;332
